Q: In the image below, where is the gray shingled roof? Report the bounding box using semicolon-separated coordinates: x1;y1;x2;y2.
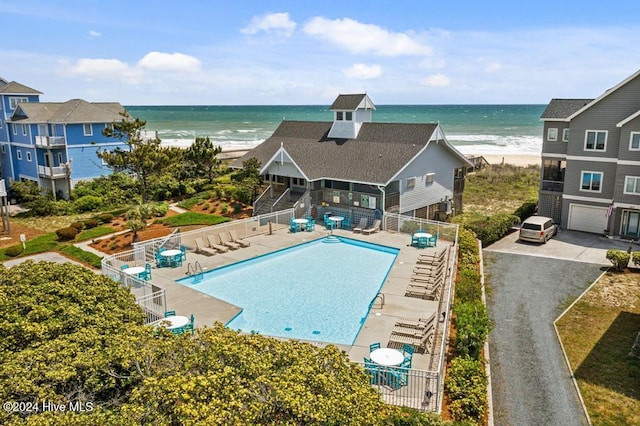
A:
8;99;125;124
330;94;371;110
541;99;593;119
232;120;441;184
0;80;42;95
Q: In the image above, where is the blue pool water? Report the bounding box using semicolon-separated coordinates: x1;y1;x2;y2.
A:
177;237;399;345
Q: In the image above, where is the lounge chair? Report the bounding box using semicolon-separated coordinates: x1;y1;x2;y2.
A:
362;219;381;235
228;230;250;247
405;281;442;300
417;248;448;265
195;237;217;256
388;325;435;354
218;232;240;250
394;312;437;330
352;217;368;233
392;317;435;337
206;235;229;253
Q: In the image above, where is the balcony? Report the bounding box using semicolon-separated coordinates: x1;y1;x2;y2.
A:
541;180;564;192
35;135;66;148
38;165;68;179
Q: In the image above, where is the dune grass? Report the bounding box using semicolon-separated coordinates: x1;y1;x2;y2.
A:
555;272;640;425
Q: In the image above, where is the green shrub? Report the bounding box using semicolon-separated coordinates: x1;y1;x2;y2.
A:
400;220;421;234
83;218;99;229
154;202;169;217
69;221;85;231
56;226;80;241
632;251;640;267
454;301;491;360
4;245;24;257
445;356;488;423
233;203;242;214
606;249;630;271
97;213;114;224
465;212;520;247
456;266;482;304
513;200;538;221
220;203;228;214
73;195;104;212
458;228;480;266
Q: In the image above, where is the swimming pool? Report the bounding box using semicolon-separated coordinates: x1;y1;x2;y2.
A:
177;236;399;345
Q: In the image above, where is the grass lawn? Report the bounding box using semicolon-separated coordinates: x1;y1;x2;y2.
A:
464;164;540;215
556;271;640;425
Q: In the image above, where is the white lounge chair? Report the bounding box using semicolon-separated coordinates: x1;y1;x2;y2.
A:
206;235;229;253
195;237;216;256
228;230;250;247
352;217;368;233
218;232;240;250
362;219;381;235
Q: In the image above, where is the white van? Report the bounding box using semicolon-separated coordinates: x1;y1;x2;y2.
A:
519;216;557;243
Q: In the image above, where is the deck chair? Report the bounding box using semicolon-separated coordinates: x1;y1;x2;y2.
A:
405;281;442;300
218;232;240;250
362;219;381;235
228;230;250;247
352;217;368;233
394;312;437;330
392;317;435;338
195;237;217;256
206;234;229;253
388;325;435;354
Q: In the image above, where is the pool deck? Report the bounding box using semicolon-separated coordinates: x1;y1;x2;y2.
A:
143;226;453;371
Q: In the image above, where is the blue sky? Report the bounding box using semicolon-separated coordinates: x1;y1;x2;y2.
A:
2;0;640;105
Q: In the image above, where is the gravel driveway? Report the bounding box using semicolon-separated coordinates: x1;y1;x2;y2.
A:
484;251;603;426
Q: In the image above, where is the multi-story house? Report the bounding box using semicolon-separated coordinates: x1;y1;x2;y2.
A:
0;78;128;199
538;69;640;238
233;94;472;224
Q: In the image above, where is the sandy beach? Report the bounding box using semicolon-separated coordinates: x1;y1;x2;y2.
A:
479;154;540;167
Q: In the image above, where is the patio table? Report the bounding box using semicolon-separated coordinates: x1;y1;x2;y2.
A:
151;315;189;330
123;266;145;276
328;216;344;229
370;348;404;366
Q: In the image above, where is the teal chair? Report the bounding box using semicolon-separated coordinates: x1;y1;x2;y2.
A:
417;237;428;249
411;233;419;247
180;245;187;261
120;264;130;271
290;218;301;233
140;263;152;280
387;365;409;389
402;343;414;359
156;252;169;268
364;357;381;385
164;310;176;318
369;342;381;352
342;217;352;229
306;219;315;232
427;232;439;247
185;314;195;333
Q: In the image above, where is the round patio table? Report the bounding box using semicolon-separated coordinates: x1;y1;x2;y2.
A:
370;348;404;366
154;315;189;330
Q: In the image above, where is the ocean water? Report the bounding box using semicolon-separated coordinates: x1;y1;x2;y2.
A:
126;104;546;155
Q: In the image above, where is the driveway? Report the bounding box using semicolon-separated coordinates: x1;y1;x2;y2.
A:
483;230;631;425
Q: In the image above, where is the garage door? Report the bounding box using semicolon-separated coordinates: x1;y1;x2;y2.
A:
567;204;608;234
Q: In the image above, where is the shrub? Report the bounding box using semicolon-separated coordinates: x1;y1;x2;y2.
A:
56;226;79;241
513;200;538;221
466;212;520;247
97;213;114;224
83;218;99;229
445;357;488;422
633;251;640;267
458;228;480;266
454;301;491;360
233;203;242;214
154;202;169;217
456;266;482;303
220;203;228;214
606;249;630;272
4;245;24;257
73;195;104;212
400;220;421;234
70;221;85;231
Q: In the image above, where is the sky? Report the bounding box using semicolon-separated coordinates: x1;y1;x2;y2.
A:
2;0;640;105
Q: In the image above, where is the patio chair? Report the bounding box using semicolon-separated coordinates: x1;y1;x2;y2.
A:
402;343;415;360
195;237;217;256
364;357;384;385
427;232;438;247
155;252;170;268
206;235;229;253
342;217;352;229
218;232;240;250
180;245;187;261
141;263;152;280
164;310;176;317
120;264;130;270
305;219;315;231
369;342;381;352
417;236;428;248
228;230;250;247
362;219;381;235
185;314;195;333
352;217;368;233
290;218;301;233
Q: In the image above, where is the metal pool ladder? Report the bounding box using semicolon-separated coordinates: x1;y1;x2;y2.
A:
370;292;385;309
186;261;204;283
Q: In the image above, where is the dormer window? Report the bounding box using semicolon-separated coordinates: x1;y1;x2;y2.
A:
335;111;353;121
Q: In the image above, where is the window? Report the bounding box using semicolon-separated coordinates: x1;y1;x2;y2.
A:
406;177;416;188
57;152;63;164
83;123;93;136
21;124;27;136
1;145;5;153
336;112;344;121
12;124;17;135
16;150;22;160
584;130;607;151
562;128;570;142
425;173;435;184
630;132;640;151
26;152;32;162
104;123;113;131
580;171;602;192
624;176;640;194
547;128;558;141
345;111;353;121
9;97;28;109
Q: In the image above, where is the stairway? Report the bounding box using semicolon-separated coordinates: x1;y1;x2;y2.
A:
254;197;297;216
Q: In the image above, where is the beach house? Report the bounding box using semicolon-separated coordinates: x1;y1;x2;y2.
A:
232;94;473;225
538;69;640;238
0;78;129;199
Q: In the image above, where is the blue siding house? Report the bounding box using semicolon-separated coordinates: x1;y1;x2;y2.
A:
0;78;129;199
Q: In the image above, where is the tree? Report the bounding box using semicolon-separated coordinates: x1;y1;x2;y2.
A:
98;112;175;203
184;136;222;183
231;157;263;204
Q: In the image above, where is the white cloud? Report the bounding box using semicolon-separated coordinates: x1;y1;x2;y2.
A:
303;17;432;56
343;63;382;79
137;52;201;72
241;12;296;37
66;58;132;78
484;62;501;73
421;73;451;87
88;30;101;38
